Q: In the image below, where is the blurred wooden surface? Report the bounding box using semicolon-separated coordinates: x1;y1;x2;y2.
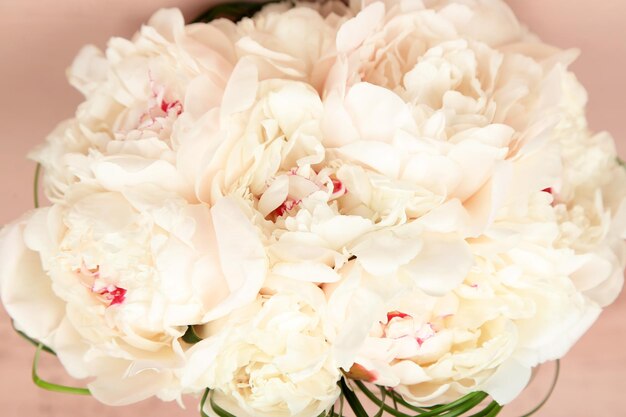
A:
0;1;625;416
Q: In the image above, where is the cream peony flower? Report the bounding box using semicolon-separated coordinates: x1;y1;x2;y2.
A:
30;8;239;203
544;71;626;305
327;192;605;406
321;0;577;238
0;182;267;405
316;0;625;407
183;276;340;417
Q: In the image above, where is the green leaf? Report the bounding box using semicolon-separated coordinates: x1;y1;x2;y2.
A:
385;388;429;413
182;325;204;344
372;387;386;417
418;392;488;417
340;378;369;417
32;344;90;395
325;402;335;417
338;391;345;417
437;393;490;417
618;157;626;168
354;381;413;417
200;389;210;417
192;1;284;23
209;390;237;417
33;163;41;208
467;401;502;417
354;380;492;417
389;388;399;411
519;360;560;417
12;320;56;355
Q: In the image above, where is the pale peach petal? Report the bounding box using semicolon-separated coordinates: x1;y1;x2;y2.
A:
220;57;258;124
202;197;267;322
344;82;416;142
0;212;65;344
404;233;473;296
336;2;385;53
480;359;531;405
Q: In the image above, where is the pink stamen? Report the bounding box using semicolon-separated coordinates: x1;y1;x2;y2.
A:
160;99;183;115
272;199;300;217
387;311;410;322
331;178;347;197
96;286;127;306
416;323;435;346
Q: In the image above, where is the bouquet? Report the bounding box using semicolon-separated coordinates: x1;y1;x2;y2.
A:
1;0;625;416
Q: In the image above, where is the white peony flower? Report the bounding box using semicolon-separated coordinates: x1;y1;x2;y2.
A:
542;66;626;308
0;183;267;405
30;8;239;203
321;0;579;238
328;191;604;406
183;276;340;417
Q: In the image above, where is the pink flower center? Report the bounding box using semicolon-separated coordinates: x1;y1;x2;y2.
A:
386;311;410;322
95;286;127;306
160;99;183;116
416;323;435;346
331;178;347;198
76;264;127;307
272;198;301;217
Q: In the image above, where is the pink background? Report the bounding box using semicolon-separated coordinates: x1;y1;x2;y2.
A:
0;1;625;416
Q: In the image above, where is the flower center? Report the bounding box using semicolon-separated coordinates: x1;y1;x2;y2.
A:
94;285;127;306
77;264;127;307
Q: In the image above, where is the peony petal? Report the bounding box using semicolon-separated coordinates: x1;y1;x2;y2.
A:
0;212;65;344
184;75;225;118
392;360;432;385
202;197;267;322
404;233;473;296
273;262;341;283
481;359;531;405
352;228;424;276
344;82;416;142
87;357;175;406
337;140;401;179
92;156;193;200
220;57;258;124
68;45;108;97
258;175;290;217
336;2;385;53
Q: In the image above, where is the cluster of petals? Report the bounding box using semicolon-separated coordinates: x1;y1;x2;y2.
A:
1;0;624;416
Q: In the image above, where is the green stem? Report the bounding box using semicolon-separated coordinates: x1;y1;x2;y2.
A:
354;381;413;417
32;344;90;395
12;320;56;355
518;360;560;417
33;163;41;208
340;378;370;417
385;388;430;413
467;401;502;417
200;389;210;417
192;1;283;23
355;380;488;417
373;388;386;417
209;390;237;417
182;325;204;344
